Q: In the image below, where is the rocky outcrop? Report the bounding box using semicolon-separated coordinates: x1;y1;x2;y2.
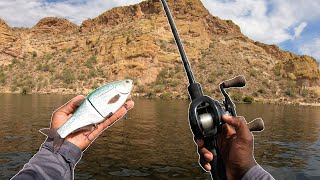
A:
32;17;78;34
0;0;318;103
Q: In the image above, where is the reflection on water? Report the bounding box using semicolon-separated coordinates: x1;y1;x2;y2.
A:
0;94;319;179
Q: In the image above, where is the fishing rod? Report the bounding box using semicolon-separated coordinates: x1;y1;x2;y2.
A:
160;0;265;179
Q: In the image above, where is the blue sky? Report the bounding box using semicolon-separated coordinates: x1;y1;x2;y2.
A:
0;0;319;61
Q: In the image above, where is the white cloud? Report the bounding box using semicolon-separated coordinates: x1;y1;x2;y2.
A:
299;38;320;60
0;0;145;27
294;22;307;39
200;0;320;44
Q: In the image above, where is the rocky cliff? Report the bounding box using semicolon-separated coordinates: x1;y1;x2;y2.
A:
0;0;319;104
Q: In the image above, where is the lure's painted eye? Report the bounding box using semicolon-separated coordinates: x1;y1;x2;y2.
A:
126;80;130;84
108;94;120;104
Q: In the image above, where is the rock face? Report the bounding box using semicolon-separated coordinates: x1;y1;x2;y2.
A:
0;0;319;103
32;17;78;34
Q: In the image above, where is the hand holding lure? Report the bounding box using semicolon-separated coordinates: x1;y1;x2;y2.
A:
41;79;134;152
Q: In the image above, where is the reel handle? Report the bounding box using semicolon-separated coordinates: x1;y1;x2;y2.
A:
222;75;246;88
247;118;264;132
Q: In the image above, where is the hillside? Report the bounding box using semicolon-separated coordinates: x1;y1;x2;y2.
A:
0;0;319;104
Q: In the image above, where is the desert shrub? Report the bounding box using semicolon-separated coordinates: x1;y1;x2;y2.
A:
32;51;37;58
12;58;18;65
243;95;254;104
169;79;179;87
59;57;66;63
91;82;99;89
10;85;18;92
158;69;167;79
285;88;296;97
301;89;309;97
62;69;75;84
78;74;86;80
66;48;72;54
21;87;30;95
160;92;172;99
231;92;243;102
45;54;52;61
136;85;145;93
153;85;164;93
273;64;281;76
217;69;224;76
0;70;6;84
207;73;216;83
257;88;266;94
89;69;97;78
85;55;97;68
41;64;50;72
249;69;258;77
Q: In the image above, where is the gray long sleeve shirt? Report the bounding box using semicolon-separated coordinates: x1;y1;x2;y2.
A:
242;165;275;180
12;139;82;180
12;139;273;180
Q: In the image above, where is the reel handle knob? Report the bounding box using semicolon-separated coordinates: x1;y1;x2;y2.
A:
247;118;264;132
222;75;246;88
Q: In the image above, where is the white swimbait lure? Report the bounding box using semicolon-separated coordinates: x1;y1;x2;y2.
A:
41;79;133;152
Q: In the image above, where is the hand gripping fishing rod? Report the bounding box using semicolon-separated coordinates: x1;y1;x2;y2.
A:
160;0;265;179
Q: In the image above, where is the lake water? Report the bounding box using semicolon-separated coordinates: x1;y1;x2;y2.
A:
0;94;319;179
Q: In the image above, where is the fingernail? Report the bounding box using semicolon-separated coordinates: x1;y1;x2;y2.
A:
124;103;129;110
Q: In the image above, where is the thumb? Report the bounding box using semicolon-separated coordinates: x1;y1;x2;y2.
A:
53;95;85;116
222;115;252;142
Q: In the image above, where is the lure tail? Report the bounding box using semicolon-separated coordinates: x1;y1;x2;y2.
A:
40;128;65;153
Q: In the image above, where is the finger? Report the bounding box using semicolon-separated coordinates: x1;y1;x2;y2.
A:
198;146;213;161
200;157;211;171
100;100;134;128
195;139;204;148
222;115;252;142
54;95;85;116
224;123;236;138
73;101;135;146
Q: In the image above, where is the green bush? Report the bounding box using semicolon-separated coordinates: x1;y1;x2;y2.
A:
89;69;97;78
21;87;30;95
62;69;75;84
231;92;243;102
66;48;72;54
78;74;86;81
249;69;258;77
158;69;167;79
136;85;145;93
45;54;52;61
0;70;6;84
209;42;215;48
243;96;254;104
85;55;97;68
273;64;281;76
12;58;18;65
207;73;216;83
10;85;18;92
301;89;309;97
285;88;296;97
160;92;172;99
59;57;66;63
91;82;99;89
257;88;266;94
32;51;37;58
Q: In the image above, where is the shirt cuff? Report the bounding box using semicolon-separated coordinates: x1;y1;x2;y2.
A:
42;139;83;167
242;165;274;180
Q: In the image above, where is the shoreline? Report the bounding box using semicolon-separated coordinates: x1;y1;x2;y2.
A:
1;92;319;107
